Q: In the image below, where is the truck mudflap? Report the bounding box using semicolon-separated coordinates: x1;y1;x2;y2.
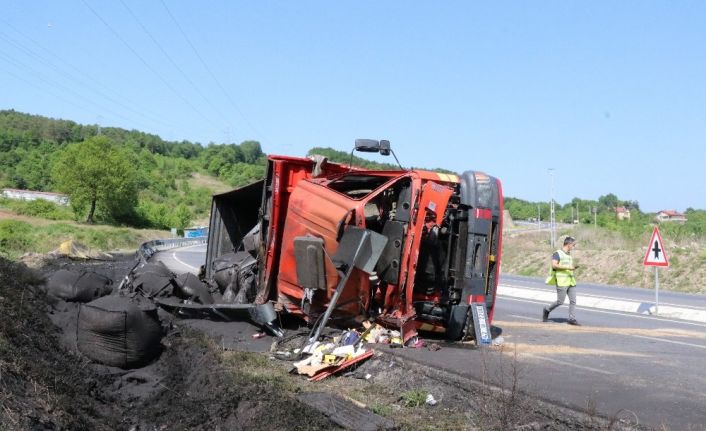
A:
446;170;502;340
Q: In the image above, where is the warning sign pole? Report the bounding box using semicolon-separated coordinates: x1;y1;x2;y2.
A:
643;226;669;315
654;266;659;315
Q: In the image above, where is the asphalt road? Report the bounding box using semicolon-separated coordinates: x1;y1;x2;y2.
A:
156;244;706;430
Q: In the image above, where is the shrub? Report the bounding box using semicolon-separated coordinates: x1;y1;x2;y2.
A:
400;389;428;407
0;219;36;257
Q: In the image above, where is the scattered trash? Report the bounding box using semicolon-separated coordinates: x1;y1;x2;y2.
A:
492;335;504;346
340;329;360;345
428;343;442;352
309;350;374;381
425;393;438;406
405;336;425;349
252;332;266;339
289;328;375;381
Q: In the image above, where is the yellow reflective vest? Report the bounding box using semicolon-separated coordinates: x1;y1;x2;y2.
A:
553;249;576;287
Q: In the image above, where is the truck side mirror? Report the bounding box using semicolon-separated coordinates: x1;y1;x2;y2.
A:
379;140;391;156
354;139;381;153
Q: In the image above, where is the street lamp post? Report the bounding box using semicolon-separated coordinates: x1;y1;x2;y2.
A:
548;168;556;248
537;205;541;231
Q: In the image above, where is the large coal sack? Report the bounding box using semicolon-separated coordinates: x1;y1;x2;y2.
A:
77;295;162;368
47;269;113;303
174;272;213;304
131;261;175;297
212;251;258;304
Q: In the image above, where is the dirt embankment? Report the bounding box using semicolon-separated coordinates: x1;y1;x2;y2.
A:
1;255;650;431
0;256;337;431
502;226;706;294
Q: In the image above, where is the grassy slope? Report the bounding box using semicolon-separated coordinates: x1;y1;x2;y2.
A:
502;224;706;294
0;172;233;259
0;211;172;260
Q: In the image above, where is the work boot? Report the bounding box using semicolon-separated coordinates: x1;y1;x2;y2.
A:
567;319;580;326
542;308;549;322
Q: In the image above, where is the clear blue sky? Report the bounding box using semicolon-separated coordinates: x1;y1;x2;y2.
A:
2;1;705;212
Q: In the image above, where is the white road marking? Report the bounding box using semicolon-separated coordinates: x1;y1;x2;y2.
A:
171;243;204;272
522;353;615;375
628;334;706;350
509;314;537;321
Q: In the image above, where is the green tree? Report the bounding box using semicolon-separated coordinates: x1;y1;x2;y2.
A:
240;140;263;164
598;193;619;211
172;204;192;230
52;136;139;223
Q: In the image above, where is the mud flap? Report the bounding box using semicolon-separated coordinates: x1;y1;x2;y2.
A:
447;302;491;345
248;302;284;337
446;304;469;341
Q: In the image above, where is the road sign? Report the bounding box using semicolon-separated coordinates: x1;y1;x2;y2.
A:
644;227;669;267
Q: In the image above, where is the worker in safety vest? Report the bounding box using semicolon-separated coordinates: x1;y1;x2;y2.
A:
543;236;580;325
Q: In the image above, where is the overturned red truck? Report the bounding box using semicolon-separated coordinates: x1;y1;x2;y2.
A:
204;140;502;344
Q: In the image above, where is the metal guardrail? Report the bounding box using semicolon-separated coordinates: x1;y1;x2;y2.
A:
138;236;207;262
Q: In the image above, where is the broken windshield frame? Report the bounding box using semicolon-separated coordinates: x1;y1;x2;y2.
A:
321;172;401;200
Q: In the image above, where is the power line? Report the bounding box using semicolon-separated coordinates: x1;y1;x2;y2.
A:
0;63;125;127
159;0;267;142
80;0;220;131
118;0;233;128
0;25;177;130
0;50;151;128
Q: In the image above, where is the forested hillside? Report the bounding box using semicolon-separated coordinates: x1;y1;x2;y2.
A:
3;109;704;241
0;110;264;229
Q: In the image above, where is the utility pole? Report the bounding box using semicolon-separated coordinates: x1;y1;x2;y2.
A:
593;206;597;226
576;203;579;223
548;168;556;248
537;205;541;231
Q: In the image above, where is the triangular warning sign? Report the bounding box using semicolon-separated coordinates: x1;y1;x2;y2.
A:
644;227;669;267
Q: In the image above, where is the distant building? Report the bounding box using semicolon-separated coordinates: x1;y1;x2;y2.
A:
615;206;631;221
1;188;69;206
655;210;687;223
